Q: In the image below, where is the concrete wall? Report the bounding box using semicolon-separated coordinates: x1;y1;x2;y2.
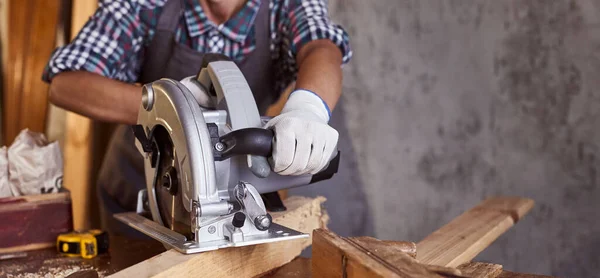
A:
291;0;600;276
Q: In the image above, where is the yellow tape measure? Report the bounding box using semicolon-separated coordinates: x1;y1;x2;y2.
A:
56;229;109;259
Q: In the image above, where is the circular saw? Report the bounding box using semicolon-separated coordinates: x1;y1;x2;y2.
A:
114;54;340;254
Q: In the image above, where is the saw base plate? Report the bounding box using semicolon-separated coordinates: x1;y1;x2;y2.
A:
114;212;308;254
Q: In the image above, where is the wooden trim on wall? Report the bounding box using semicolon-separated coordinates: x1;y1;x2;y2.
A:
2;0;61;145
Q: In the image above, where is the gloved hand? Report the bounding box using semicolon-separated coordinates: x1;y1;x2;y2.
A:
265;89;339;176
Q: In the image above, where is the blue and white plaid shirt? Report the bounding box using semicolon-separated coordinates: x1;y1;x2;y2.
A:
42;0;352;93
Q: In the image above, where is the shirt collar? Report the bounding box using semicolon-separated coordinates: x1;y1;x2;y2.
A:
184;0;261;43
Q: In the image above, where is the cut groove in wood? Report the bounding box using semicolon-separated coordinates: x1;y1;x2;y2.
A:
349;236;417;259
312;228;441;278
416;196;534;268
108;196;328;278
457;262;503;278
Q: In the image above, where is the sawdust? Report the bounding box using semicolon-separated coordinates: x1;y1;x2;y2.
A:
3;265;106;278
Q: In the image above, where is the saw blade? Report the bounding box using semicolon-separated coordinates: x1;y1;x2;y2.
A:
152;126;193;239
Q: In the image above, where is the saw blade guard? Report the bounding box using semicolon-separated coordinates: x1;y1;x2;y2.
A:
134;79;219;231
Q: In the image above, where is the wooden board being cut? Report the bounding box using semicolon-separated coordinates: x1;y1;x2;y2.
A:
417;196;534;267
108;196;328;278
457;262;503;278
312;228;442;278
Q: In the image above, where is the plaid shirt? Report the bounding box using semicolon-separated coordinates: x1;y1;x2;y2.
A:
42;0;352;93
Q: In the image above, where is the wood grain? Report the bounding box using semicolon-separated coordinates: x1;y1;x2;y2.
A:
3;0;28;145
417;196;534;268
62;0;97;230
108;196;328;278
0;243;55;255
2;0;60;144
347;236;462;277
18;0;61;138
349;236;417;258
0;192;72;253
263;257;311;278
312;228;442;278
458;262;503;278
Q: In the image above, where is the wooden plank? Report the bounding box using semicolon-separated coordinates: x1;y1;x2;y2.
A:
0;192;72;253
417;197;534;267
108;196;329;278
347;237;462;277
262;257;311;278
458;262;503;278
312;228;441;278
349;236;417;258
62;0;97;230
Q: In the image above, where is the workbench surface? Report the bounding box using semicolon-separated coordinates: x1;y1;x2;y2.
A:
0;236;166;277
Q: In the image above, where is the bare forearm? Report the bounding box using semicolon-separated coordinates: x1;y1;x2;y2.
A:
49;71;142;125
295;39;343;111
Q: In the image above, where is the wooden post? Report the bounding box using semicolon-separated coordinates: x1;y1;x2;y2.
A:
416;196;535;267
312;228;442;278
63;0;98;230
1;0;61;145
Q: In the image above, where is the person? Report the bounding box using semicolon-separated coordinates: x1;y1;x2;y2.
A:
42;0;354;236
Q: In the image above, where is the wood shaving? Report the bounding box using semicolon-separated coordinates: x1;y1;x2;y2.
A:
4;265;106;278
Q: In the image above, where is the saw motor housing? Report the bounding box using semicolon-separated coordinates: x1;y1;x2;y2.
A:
114;56;339;253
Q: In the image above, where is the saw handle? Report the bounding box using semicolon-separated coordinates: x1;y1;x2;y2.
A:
214;127;340;181
215;128;274;159
215;128;273;178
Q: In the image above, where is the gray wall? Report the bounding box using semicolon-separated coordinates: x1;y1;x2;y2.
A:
291;0;600;277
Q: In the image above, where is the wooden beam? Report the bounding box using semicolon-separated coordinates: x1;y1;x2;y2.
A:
263;257;312;278
457;262;503;278
417;196;535;267
2;0;60;145
108;196;328;278
349;236;417;259
312;228;442;278
347;237;462;277
62;0;97;230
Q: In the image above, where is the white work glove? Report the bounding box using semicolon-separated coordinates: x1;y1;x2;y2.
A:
265;89;338;176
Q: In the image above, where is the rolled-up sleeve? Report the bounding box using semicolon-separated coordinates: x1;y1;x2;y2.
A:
284;0;352;64
42;0;146;83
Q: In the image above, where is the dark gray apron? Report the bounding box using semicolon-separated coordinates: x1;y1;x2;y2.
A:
96;0;277;237
96;0;373;239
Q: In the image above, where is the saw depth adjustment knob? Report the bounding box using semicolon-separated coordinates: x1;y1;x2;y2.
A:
232;212;246;228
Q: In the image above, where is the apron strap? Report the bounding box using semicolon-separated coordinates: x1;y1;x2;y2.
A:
157;0;184;32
